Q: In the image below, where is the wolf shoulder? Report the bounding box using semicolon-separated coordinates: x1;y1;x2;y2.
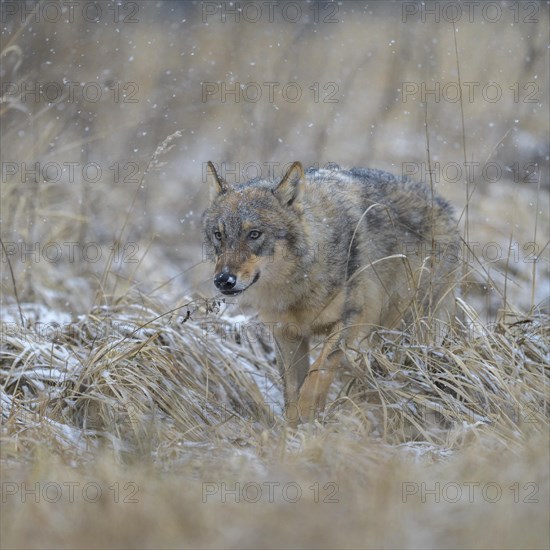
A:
301;165;456;226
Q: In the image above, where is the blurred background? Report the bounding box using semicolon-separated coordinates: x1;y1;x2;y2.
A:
1;6;549;548
1;0;548;319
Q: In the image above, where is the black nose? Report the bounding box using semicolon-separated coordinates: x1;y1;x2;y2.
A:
214;271;237;290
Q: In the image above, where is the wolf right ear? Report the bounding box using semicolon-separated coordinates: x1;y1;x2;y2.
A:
207;161;229;199
275;161;304;206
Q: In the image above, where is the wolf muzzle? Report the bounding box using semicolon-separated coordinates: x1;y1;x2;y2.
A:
214;271;260;296
214;271;237;292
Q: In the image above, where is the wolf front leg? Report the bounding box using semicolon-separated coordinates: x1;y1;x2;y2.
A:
297;322;344;422
297;306;369;422
298;276;384;421
273;326;309;426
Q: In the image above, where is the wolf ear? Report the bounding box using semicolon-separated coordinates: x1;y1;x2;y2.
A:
275;161;304;206
207;161;229;199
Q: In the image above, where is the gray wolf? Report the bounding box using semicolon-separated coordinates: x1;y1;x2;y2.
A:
202;161;460;424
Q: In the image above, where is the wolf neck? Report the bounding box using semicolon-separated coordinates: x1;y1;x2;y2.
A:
243;233;331;317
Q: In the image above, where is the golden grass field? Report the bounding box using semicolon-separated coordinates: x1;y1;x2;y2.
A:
1;1;549;548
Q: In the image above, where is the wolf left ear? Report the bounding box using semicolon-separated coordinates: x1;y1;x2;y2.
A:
207;161;229;199
275;161;304;206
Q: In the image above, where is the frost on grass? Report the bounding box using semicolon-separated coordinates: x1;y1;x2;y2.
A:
0;293;282;462
1;290;548;464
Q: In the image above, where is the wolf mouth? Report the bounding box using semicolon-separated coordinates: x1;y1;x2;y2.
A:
220;272;260;296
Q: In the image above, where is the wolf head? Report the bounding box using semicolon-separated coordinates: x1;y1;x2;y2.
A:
202;161;305;297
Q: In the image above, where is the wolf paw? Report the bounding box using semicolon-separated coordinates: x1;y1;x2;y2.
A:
297;368;332;421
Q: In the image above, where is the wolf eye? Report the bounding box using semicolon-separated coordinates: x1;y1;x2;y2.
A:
248;230;262;240
213;231;222;240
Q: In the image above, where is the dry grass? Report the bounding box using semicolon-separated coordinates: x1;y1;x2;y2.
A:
3;294;547;456
1;293;548;549
1;2;549;549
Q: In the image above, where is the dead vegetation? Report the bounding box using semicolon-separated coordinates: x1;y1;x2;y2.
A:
1;2;549;549
0;292;548;549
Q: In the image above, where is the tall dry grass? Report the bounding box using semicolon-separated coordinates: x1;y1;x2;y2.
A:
1;2;549;549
